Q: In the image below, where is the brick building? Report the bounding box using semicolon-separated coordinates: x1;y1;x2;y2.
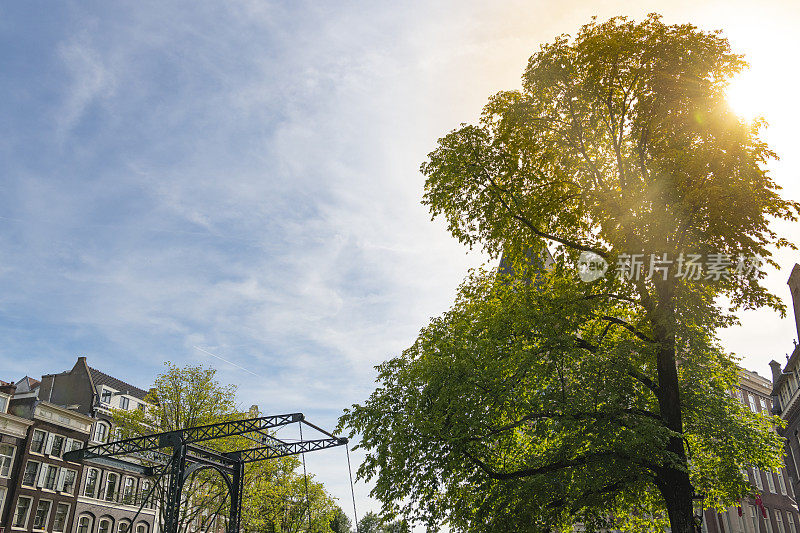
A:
702;368;800;533
2;377;93;533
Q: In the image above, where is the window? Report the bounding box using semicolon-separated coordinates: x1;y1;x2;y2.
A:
0;443;15;477
85;468;99;497
762;397;770;412
52;503;70;532
136;524;148;533
13;496;33;528
31;429;47;453
71;439;83;452
43;464;59;490
118;521;131;533
141;480;151;508
120;396;129;410
123;477;135;503
22;460;40;486
60;468;77;493
77;515;94;533
788;513;797;533
753;507;761;533
767;471;777;492
0;487;6;518
94;422;109;442
0;395;7;412
99;518;114;533
32;499;52;530
754;468;764;490
137;403;145;413
750;394;759;413
105;473;119;501
766;509;775;533
101;389;112;403
778;469;788;495
778;511;787;533
50;434;65;457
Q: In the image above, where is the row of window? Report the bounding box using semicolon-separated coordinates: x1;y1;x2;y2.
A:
22;460;78;493
719;505;798;533
778;370;800;411
83;467;155;508
10;496;71;532
76;515;149;533
752;467;792;496
30;428;83;459
98;389;145;413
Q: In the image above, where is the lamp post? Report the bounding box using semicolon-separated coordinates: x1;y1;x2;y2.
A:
692;491;706;533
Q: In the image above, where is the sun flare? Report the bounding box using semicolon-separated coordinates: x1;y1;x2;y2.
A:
725;71;764;122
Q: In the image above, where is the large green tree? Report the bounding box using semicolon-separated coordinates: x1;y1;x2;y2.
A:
115;364;340;533
340;14;797;532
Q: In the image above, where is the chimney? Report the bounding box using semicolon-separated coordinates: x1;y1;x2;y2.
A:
770;360;784;385
788;264;800;343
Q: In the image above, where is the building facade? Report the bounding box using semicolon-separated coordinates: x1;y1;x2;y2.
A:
0;358;158;533
38;357;158;533
771;264;800;520
703;368;800;533
0;380;34;530
3;378;93;533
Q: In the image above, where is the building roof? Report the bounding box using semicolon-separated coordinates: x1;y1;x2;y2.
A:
88;366;148;400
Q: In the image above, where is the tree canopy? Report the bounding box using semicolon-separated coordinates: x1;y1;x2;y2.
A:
340;14;797;533
114;363;340;533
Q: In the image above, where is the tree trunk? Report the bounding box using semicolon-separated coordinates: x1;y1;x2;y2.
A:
652;280;696;533
659;468;696;533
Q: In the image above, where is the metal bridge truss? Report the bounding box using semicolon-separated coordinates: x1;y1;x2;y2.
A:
63;413;347;533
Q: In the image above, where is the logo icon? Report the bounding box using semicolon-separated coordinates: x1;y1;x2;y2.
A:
578;251;609;282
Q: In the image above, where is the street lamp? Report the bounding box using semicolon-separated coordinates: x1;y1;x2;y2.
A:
692;491;706;533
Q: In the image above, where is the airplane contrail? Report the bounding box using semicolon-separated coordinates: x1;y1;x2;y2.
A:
193;346;262;377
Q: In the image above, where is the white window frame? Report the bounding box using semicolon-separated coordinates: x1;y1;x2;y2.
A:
13;495;34;529
0;486;6;518
105;472;119;501
788;513;797;533
753;506;762;533
32;498;53;532
98;517;114;533
94;421;109;443
22;460;41;487
101;388;112;404
750;394;759;413
85;467;99;498
49;434;66;458
778;511;787;533
30;429;48;454
52;502;71;533
778;469;788;495
767;470;776;492
120;396;130;410
77;515;94;533
118;520;131;533
123;476;136;502
42;464;60;491
0;443;16;478
136;523;148;533
60;468;77;494
754;468;764;490
766;509;775;533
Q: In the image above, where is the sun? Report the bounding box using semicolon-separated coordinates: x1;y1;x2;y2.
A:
725;71;764;122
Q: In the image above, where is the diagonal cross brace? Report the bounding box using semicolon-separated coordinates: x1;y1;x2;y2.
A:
232;437;348;463
63;413;304;462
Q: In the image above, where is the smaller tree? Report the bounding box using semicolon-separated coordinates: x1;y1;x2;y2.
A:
330;507;353;533
356;512;384;533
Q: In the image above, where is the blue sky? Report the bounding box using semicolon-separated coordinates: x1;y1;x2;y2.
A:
2;0;799;524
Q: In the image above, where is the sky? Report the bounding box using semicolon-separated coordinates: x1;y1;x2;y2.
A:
1;0;799;526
